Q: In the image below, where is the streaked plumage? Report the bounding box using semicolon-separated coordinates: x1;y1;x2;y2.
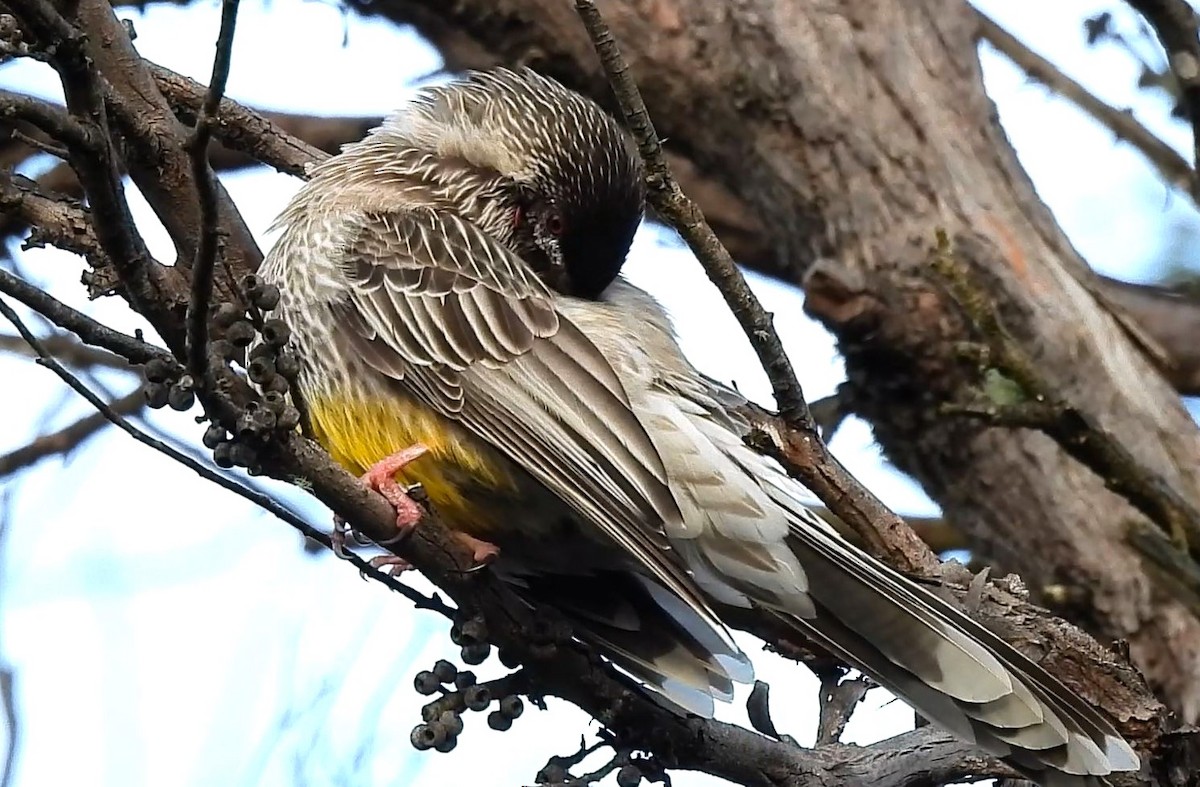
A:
258;68;1139;786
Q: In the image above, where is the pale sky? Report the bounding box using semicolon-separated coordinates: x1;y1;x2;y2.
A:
0;2;1195;786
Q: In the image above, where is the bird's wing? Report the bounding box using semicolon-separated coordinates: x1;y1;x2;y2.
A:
334;208;731;645
654;366;1138;781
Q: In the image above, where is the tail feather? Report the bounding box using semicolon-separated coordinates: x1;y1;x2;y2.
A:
773;512;1134;782
515;571;751;716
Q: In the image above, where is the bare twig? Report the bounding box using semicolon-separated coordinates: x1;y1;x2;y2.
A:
0;389;143;478
572;0;937;573
0;294;452;616
976;8;1198;197
1125;0;1200;201
0;333;132;370
0;88;92;150
8;0;165;323
0;268;173;368
0;663;14;787
185;0;240;382
572;0;814;433
147;63;334;177
816;674;872;746
0;170;111;274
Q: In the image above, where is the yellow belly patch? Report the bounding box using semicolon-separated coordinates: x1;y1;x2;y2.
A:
307;394;514;531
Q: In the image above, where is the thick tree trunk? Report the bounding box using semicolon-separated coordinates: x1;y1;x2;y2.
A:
360;0;1200;717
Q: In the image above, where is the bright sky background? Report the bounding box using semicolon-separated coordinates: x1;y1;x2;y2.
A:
1;2;1197;786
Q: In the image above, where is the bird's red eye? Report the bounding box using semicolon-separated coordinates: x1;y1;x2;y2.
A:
545;212;565;236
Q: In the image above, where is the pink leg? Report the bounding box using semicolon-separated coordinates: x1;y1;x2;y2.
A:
454;532;500;565
330;444;429;561
361;443;430;536
367;554;414;576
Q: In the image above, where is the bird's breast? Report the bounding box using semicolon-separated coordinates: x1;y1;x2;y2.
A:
306;391;517;534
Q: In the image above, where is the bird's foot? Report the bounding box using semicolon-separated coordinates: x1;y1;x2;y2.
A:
330;443;430;559
363;443;430;536
366;554;414;576
453;532;500;568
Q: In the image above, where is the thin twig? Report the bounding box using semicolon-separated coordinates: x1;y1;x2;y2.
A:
0;269;172;367
0;388;143;478
1125;0;1200;202
572;0;814;433
0;333;132;370
0;294;452;616
0;88;92;150
0;170;112;274
573;0;935;572
185;0;240;382
9;0;157;293
976;8;1198;198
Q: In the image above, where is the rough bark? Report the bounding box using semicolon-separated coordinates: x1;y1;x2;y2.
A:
350;0;1200;718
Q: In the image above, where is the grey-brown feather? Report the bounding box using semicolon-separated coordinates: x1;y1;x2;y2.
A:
257;68;1138;784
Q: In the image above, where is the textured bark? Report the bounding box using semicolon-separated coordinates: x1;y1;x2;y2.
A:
352;0;1200;718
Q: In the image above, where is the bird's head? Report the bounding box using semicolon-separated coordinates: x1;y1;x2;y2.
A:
396;68;646;299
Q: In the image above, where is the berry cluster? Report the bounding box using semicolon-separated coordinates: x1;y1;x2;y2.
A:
145;275;305;473
409;657;526;752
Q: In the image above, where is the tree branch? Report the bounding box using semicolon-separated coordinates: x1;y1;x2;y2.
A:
1125;0;1200;201
0;268;174;367
572;0;815;434
0;388;143;478
185;0;240;382
976;8;1198;198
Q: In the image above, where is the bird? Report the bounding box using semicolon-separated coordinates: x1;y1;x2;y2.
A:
257;67;1140;786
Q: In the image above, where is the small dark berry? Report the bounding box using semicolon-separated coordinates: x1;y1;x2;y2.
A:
432;659;457;684
537;765;567;784
209;339;236;361
252;283;281;311
262;318;291;348
263;374;290;394
438;710;463;737
274;350;300;377
251;407;277;433
460;618;487;644
228;442;258;468
202;424;227;449
421;704;439;723
461;641;490;665
453;671;476;690
262;390;287;413
167;385;195;411
144;382;169;409
433;736;457;753
241;273;263;296
212;441;234;468
498;648;521;669
226;320;255;347
413;670;440;696
499;695;523;719
449;623;463;645
463;684;491;711
212;303;244;329
409;723;436;751
247;356;276;385
486;710;512;731
236;412;259;440
248;342;275;361
276;406;301;431
143;357;173;384
616;765;642;787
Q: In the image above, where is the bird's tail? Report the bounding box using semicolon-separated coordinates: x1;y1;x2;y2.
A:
765;483;1141;787
512;571;753;718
